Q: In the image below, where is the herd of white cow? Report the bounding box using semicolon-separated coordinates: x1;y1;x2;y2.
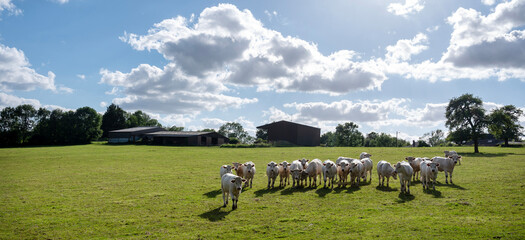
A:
220;150;462;210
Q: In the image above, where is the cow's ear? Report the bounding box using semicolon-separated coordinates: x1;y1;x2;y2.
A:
223;166;227;168
230;179;236;183
279;163;283;166
458;156;462;159
361;160;365;163
436;163;440;167
267;163;270;166
287;163;291;166
306;159;309;162
405;157;408;160
242;179;247;182
323;163;326;166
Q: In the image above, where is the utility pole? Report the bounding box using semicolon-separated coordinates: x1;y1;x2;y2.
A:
396;131;399;147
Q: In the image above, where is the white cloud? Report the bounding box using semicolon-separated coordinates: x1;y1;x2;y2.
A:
482;0;496;6
0;0;21;16
385;33;428;62
77;74;85;80
387;0;424;16
0;43;68;92
0;92;67;110
118;3;386;96
52;0;69;4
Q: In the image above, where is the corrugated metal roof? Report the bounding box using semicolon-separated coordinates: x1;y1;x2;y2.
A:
257;120;320;130
109;126;164;133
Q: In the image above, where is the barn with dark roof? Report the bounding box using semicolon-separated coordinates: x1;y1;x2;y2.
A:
257;120;320;146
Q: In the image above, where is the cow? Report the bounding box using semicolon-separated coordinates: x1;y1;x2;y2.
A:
431;155;461;184
298;158;309;169
243;161;256;188
232;162;245;178
444;150;461;165
266;161;279;188
376;160;397;187
220;165;233;178
337;159;351;187
278;161;291;187
405;157;424;182
301;158;322;187
420;160;439;190
359;152;372;160
221;173;247;210
322;159;338;189
349;159;365;187
361;158;373;182
290;160;304;188
336;156;356;166
394;161;414;194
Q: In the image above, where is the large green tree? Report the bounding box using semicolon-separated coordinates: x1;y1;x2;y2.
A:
101;104;127;138
488;105;523;147
74;107;103;144
320;131;336;147
445;94;486;153
126;110;160;128
334;122;364;147
218;122;252;144
0;104;37;145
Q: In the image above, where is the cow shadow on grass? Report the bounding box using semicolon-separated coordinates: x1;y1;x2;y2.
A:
280;186;317;195
315;188;332;197
422;188;443;198
203;189;222;198
376;185;397;192
254;187;281;197
199;207;231;222
435;182;467;190
396;193;415;203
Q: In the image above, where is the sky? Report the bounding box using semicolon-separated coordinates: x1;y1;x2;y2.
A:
1;0;524;141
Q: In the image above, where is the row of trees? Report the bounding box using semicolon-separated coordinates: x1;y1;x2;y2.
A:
0;105;103;145
320;122;410;147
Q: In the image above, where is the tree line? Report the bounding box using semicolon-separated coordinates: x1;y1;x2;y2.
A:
1;94;522;150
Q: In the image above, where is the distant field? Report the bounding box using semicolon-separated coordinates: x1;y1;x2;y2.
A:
0;144;524;239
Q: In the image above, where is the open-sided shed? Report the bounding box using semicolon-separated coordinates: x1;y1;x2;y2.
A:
108;126;165;143
144;131;229;146
257;120;320;146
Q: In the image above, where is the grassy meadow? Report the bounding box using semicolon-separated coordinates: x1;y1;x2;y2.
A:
0;144;524;239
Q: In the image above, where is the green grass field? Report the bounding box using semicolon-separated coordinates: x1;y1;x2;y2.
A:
1;144;524;239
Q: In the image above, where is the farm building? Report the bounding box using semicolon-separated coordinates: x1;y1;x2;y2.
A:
144;131;229;146
257;120;320;146
108;126;165;143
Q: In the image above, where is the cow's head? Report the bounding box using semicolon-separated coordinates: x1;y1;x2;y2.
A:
230;177;247;191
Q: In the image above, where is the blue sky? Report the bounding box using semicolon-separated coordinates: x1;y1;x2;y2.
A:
1;0;524;141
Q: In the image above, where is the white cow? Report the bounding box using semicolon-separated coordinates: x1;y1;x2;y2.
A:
278;161;291;187
221;173;247;210
394;161;414;194
220;165;233;178
243;161;256;188
359;152;372;160
444;150;461;165
336;156;356;166
431;155;461;184
301;159;322;187
405;157;424;182
266;161;279;188
420;160;439;190
376;161;397;187
337;159;351;187
290;160;304;188
322;160;338;189
298;158;310;169
361;158;373;182
349;159;364;187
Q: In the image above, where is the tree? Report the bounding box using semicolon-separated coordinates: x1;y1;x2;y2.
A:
199;128;215;132
101;104;127;138
0;104;37;145
168;125;184;131
73;107;102;144
218;122;252;144
417;140;430;147
256;129;267;141
126;110;160;128
334;122;364;147
445;94;486;153
488;105;524;147
446;128;471;145
421;129;446;147
320;131;336;147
